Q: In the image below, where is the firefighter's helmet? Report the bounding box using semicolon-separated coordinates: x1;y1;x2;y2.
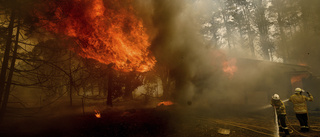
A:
295;88;303;93
272;94;280;100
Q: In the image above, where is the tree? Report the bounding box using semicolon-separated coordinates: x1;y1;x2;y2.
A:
0;10;15;110
254;0;272;60
0;12;20;117
233;0;256;56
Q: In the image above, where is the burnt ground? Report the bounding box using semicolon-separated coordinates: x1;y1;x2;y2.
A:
0;103;320;137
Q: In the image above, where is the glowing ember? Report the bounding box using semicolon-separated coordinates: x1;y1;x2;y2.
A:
222;58;237;79
157;101;174;106
94;110;101;118
35;0;156;72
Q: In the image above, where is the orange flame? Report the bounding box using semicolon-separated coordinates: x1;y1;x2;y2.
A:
291;73;309;88
157;101;174;106
222;58;237;79
209;50;238;79
35;0;156;72
94;110;101;118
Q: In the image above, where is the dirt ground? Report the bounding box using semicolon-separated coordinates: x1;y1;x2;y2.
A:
0;103;320;137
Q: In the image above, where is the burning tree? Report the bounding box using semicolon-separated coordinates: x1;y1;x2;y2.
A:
34;0;156;72
31;0;159;106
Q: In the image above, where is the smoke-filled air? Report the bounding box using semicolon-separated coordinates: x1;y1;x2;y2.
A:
0;0;319;136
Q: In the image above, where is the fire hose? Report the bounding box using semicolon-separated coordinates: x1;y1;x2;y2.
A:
285;116;309;137
273;105;308;137
273;107;280;137
285;113;320;136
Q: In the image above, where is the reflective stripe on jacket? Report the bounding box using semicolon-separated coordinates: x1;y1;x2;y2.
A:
271;99;286;115
289;93;313;114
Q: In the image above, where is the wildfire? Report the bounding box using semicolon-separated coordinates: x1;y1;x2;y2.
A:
94;110;101;118
157;101;174;106
222;58;237;79
35;0;156;72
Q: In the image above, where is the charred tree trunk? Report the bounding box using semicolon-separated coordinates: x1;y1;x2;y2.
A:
106;70;113;107
77;84;80;96
103;77;108;97
0;17;20;117
69;51;73;106
0;10;15;106
69;76;73;106
124;72;134;100
98;82;102;96
161;68;171;100
91;83;94;95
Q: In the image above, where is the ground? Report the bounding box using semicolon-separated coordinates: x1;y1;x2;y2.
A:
0;102;320;137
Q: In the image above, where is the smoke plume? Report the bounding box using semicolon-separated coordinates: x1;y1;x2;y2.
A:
134;0;240;107
133;0;302;112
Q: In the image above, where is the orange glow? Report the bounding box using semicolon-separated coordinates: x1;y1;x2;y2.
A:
94;110;101;118
209;50;238;79
157;101;174;106
35;0;156;72
291;74;309;85
298;63;307;66
222;58;237;79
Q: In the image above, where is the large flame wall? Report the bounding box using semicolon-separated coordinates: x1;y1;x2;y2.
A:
35;0;156;72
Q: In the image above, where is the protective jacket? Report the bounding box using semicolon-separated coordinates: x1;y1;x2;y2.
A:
271;99;286;115
289;93;313;114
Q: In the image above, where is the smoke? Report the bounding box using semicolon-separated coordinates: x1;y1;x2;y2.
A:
273;0;320;76
134;0;238;108
133;0;298;113
30;0;320;112
285;32;320;75
148;0;212;101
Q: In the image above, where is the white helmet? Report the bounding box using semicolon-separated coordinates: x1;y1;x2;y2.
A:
295;88;303;93
272;94;280;100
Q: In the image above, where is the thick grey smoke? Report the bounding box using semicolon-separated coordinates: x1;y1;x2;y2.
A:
285;32;320;75
134;0;244;107
133;0;306;111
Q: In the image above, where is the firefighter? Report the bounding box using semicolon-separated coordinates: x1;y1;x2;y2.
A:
289;87;313;132
271;94;290;135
